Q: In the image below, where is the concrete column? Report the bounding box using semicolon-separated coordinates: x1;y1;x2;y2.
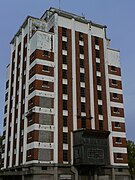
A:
94;168;97;180
112;168;115;180
71;166;78;180
22;175;24;180
54;166;58;180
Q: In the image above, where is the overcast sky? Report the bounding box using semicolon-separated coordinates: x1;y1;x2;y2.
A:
0;0;135;141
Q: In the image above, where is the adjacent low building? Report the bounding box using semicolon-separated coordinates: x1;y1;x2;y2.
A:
1;7;130;180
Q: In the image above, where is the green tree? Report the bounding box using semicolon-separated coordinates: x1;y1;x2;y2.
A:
127;140;135;180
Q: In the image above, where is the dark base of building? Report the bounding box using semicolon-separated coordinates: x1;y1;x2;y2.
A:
0;164;131;180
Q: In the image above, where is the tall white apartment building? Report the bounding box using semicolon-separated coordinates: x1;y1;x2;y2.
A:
1;7;130;180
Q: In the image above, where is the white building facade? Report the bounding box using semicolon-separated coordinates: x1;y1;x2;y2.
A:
1;8;130;180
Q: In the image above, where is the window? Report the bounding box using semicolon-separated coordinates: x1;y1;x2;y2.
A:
95;37;99;45
96;50;100;58
63;116;68;127
111;66;116;72
63;84;68;94
42;81;49;87
98;105;103;115
79;46;84;54
99;120;103;130
114;122;121;128
43;65;49;71
62;41;67;50
112;79;117;85
79;32;83;41
80;73;85;82
5;92;8;101
63;132;68;143
117;153;123;159
63;150;68;161
6;80;9;89
80;59;84;68
62;55;67;64
62;69;68;79
63;100;68;110
4;118;7;126
43;50;49;56
62;27;67;37
4;105;7;114
97;90;102;100
116;137;122;143
81;117;86;128
114;107;119;113
42;166;47;170
113;93;118;99
96;62;100;71
80;87;85;97
97;76;101;85
81;102;85;112
27;149;32;158
29;98;33;106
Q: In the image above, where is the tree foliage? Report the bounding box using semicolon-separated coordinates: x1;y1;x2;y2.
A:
127;140;135;179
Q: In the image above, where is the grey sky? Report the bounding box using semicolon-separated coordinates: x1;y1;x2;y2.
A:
0;0;135;141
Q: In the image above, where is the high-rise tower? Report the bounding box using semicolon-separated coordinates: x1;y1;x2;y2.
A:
1;8;129;180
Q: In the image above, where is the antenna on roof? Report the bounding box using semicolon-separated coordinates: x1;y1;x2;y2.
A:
59;0;61;10
82;13;85;19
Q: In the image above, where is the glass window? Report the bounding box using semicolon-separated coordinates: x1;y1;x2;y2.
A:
63;132;68;144
81;117;86;128
97;77;101;85
79;32;83;41
62;41;67;50
80;73;85;82
62;69;68;79
98;105;103;115
62;27;67;37
97;90;102;100
79;46;84;54
63;84;68;94
62;55;67;64
63;116;68;127
43;65;49;71
63;150;68;161
81;102;85;112
63;100;68;110
80;59;84;68
95;49;100;58
95;37;99;45
80;87;85;97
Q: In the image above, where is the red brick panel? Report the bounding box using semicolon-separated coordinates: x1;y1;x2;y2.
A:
30;49;54;64
114;153;128;164
28;96;40;109
67;28;73;162
29;64;54;79
58;27;63;163
27;130;39;144
110;93;123;103
108;65;121;76
27;113;39;126
29;80;54;94
109;79;122;89
112;122;126;132
91;36;108;130
84;33;91;129
75;31;81;129
111;107;124;117
27;148;38;161
113;137;127;148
